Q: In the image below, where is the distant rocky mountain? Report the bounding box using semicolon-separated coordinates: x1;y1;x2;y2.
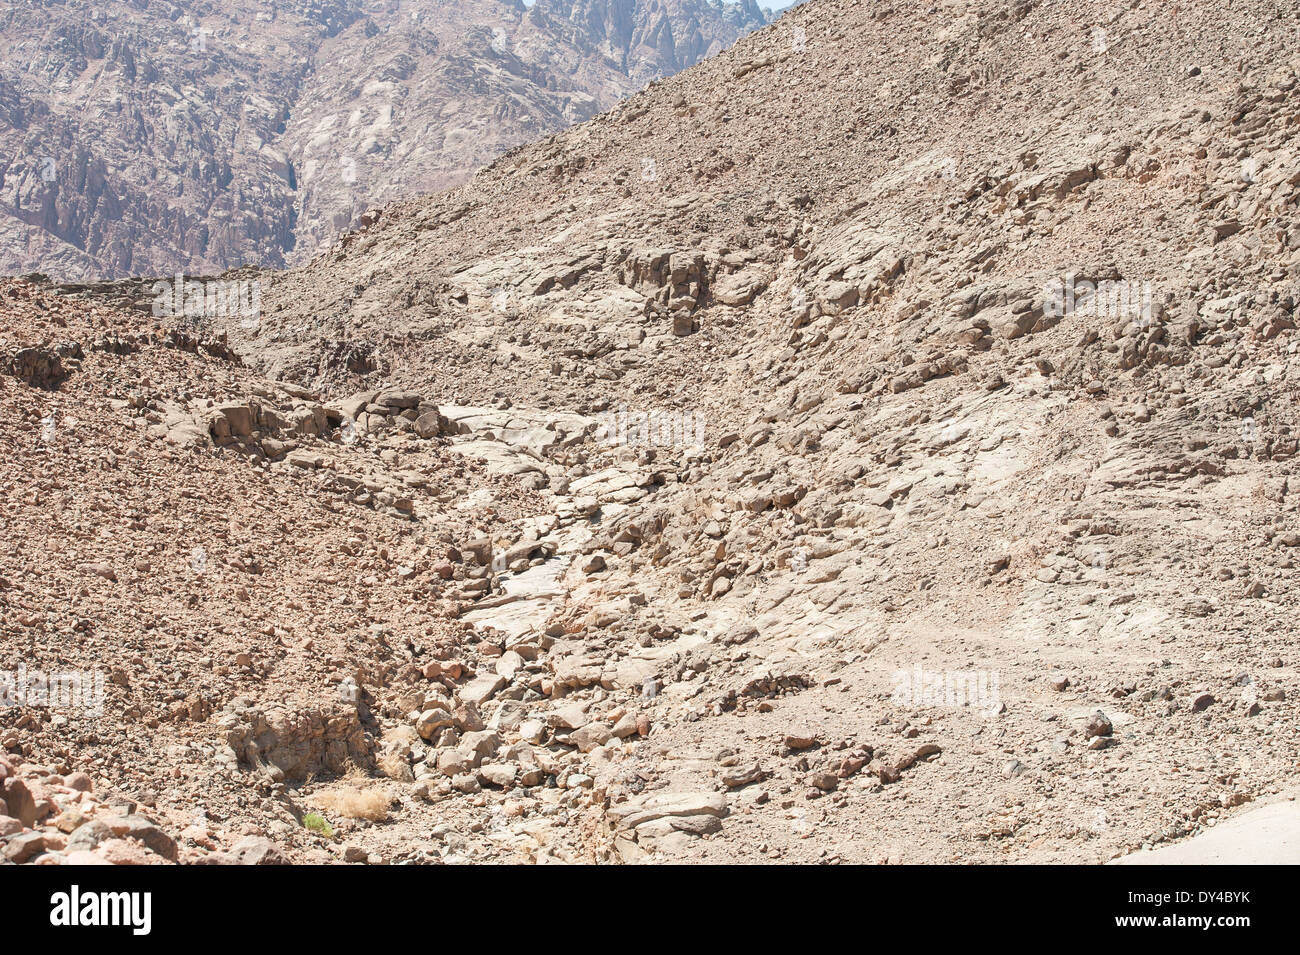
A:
0;0;766;280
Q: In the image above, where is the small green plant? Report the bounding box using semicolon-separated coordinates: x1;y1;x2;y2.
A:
303;812;334;839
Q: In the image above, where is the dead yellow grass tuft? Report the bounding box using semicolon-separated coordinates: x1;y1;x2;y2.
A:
314;784;392;822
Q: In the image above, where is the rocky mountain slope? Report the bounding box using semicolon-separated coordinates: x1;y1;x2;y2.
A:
0;0;765;281
4;0;1300;864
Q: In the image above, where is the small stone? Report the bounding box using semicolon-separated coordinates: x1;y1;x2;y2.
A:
3;831;48;863
53;809;89;833
670;814;723;836
546;703;590;731
416;708;454;741
869;760;900;784
783;730;820;751
460;730;501;765
437;750;471;777
96;838;163;866
518;719;545;744
451;773;481;794
453;702;486;733
414;411;443;438
66;819;113;853
1084;711;1113;738
808;772;838;791
229;835;286;865
611;712;641;738
2;778;37;827
569;722;614;753
721;763;766;788
105;814;178;861
478;763;516;788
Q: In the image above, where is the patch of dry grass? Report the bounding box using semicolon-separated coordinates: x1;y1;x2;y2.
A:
313;784;392;822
